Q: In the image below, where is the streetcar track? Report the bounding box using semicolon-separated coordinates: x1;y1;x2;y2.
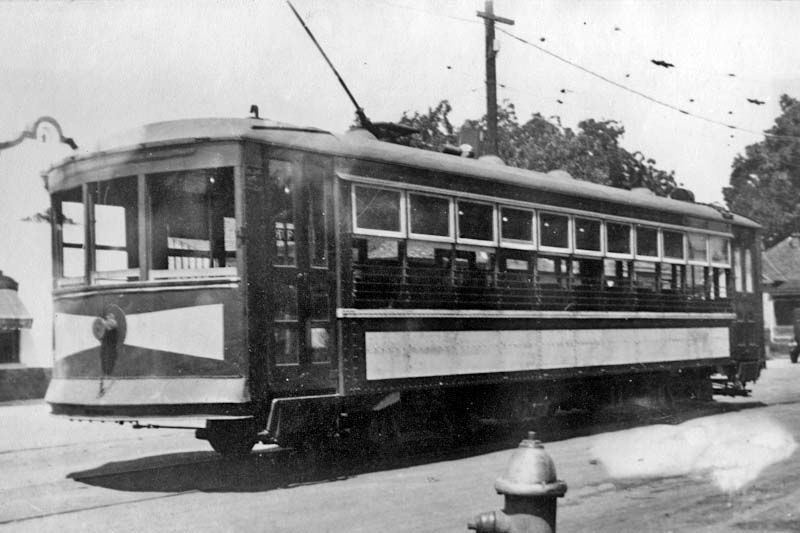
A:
0;435;178;457
0;490;201;526
0;397;785;528
55;398;773;486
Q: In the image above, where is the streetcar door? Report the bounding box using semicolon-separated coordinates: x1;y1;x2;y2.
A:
265;154;336;394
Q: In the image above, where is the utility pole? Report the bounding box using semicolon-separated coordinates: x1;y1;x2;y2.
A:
477;0;514;156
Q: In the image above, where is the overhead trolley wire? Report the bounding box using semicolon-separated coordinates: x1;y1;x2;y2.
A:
497;27;800;143
347;0;800;144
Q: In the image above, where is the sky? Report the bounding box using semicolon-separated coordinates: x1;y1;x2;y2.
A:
1;0;800;213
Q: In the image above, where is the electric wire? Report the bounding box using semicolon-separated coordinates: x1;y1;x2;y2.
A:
359;0;800;144
496;27;800;143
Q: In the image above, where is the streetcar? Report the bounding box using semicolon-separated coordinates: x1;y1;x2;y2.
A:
44;115;764;455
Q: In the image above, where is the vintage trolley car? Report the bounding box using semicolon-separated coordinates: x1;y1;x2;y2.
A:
44;117;764;454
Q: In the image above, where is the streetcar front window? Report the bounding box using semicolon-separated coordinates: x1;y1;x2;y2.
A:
54;187;86;286
148;167;236;279
91;177;139;284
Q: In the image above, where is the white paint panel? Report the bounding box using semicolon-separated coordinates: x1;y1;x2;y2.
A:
365;327;730;380
54;313;100;360
45;377;248;405
125;304;225;360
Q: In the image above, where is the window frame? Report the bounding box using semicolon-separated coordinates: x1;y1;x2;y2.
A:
744;248;754;293
573;216;604;257
54;186;89;287
687;232;710;266
499;206;536;250
634;224;661;260
733;247;743;292
661;229;687;265
407;191;454;243
604;221;634;260
456;199;497;246
708;235;731;268
538;211;572;254
146;167;238;279
89;176;141;285
352;184;406;238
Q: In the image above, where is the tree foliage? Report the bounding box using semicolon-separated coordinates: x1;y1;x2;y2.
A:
392;99;677;197
395;100;458;150
724;94;800;248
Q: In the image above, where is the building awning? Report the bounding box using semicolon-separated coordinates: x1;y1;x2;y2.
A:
0;289;33;330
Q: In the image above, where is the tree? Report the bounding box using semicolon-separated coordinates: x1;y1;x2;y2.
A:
724;94;800;248
394;100;458;150
390;99;677;196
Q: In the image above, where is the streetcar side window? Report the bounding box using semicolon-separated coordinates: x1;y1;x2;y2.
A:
689;265;708;299
457;200;495;244
500;207;535;248
273;282;299;366
574;217;602;254
688;233;708;264
709;236;730;266
537;256;568;288
744;249;754;293
148;167;236;278
571;258;603;287
539;212;570;251
606;222;632;256
54;187;86;286
408;193;452;240
603;259;631;289
307;163;328;268
714;267;729;298
633;260;657;290
635;226;659;258
353;185;404;237
662;230;685;261
270;160;296;266
733;247;743;292
91;177;139;284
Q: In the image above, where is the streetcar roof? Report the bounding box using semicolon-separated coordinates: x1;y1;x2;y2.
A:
46;117;759;229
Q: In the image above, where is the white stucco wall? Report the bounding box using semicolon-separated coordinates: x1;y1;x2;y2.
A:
0;137;70;369
763;292;775;340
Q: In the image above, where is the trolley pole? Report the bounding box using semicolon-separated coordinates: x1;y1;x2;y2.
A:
477;1;514;156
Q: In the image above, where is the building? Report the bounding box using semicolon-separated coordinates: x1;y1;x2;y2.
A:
762;233;800;348
0;130;70;401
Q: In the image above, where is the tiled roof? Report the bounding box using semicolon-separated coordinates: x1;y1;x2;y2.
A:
763;234;800;284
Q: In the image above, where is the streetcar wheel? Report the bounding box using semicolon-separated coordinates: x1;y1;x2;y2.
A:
367;406;401;454
202;419;257;456
207;431;256;456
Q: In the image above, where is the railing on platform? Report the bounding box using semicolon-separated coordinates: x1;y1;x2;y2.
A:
351;262;731;313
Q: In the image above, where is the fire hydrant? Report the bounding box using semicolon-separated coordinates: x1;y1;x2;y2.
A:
468;432;567;533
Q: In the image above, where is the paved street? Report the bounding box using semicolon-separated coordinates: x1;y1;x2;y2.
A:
2;357;800;532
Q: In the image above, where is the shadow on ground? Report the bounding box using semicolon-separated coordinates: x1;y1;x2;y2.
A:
68;398;766;494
